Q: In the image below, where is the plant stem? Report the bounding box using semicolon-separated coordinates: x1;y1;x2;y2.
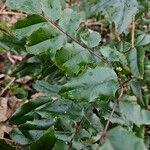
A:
43;15;109;64
131;15;135;48
67;116;86;150
96;87;124;150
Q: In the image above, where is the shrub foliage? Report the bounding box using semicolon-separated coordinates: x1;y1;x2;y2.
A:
0;0;150;149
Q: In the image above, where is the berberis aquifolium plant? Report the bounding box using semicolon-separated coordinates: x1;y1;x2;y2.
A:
0;0;150;149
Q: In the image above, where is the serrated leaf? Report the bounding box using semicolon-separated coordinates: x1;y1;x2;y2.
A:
144;58;150;83
100;46;127;64
53;141;68;150
119;100;150;126
55;132;86;149
10;96;52;124
118;41;131;52
0;33;25;53
41;0;62;21
10;128;31;145
137;48;145;78
129;79;144;106
88;32;101;48
27;27;67;55
31;128;56;150
92;0;138;34
128;48;139;77
19;119;55;130
12;15;47;39
128;48;144;78
81;31;101;48
6;0;42;14
10;119;54;145
59;8;81;35
60;67;119;101
55;43;91;74
33;80;59;96
86;111;103;132
100;126;147;150
136;34;150;46
38;99;83;118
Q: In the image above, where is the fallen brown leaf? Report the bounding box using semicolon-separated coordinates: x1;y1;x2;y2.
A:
0;96;23;123
31;92;45;99
0;98;10;122
12;55;24;62
0;74;5;79
0;123;12;138
15;75;33;84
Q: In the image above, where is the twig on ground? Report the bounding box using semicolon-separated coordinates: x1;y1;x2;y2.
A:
0;11;26;16
0;2;6;13
0;77;15;97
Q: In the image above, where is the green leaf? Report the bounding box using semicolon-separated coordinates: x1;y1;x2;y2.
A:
0;33;25;53
128;48;144;78
19;119;55;130
86;111;103;132
41;0;62;21
37;99;82;117
11;85;28;99
10;96;52;124
92;0;138;34
136;34;150;46
129;79;145;106
87;32;101;48
13;15;47;39
27;27;67;55
58;8;81;35
6;0;42;14
119;100;150;126
60;66;119;101
100;46;127;64
55;43;91;74
118;41;131;52
33;80;59;96
81;31;101;48
10;124;55;146
144;58;150;84
30;128;56;150
53;141;68;150
100;126;147;150
137;48;145;78
10;128;31;145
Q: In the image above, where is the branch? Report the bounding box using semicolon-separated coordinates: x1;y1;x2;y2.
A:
0;11;27;16
96;87;124;150
131;15;135;48
67;109;89;150
0;11;109;64
43;15;109;64
67;116;86;150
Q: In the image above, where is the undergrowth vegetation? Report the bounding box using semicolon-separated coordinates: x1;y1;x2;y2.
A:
0;0;150;149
